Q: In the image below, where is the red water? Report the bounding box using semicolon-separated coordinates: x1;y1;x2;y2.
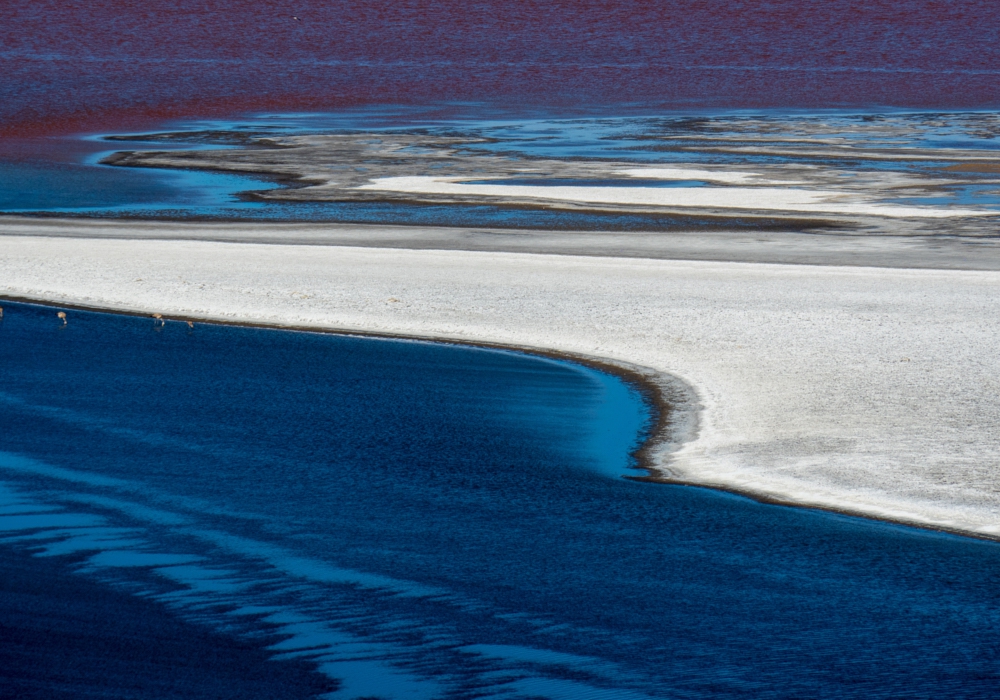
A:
3;0;999;139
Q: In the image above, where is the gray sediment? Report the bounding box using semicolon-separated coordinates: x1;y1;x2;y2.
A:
97;127;1000;238
5;216;1000;271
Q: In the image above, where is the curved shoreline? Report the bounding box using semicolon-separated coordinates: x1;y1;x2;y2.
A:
4;232;1000;544
4;290;996;546
0;292;694;479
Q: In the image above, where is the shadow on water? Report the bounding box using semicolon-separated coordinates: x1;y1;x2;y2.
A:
1;301;1000;699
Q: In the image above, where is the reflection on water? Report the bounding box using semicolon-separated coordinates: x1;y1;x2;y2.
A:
2;301;1000;698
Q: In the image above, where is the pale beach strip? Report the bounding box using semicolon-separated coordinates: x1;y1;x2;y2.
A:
3;227;1000;540
356;176;997;218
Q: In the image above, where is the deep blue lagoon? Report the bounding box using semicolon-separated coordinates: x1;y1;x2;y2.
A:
2;301;1000;699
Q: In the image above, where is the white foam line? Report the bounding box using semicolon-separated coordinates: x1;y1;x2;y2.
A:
356;175;995;218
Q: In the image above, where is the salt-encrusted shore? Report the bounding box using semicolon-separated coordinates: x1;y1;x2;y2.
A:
3;225;1000;539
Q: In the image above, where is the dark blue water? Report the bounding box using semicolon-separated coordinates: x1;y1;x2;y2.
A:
2;301;1000;699
0;544;337;700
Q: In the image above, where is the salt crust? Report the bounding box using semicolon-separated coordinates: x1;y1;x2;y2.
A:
357;176;995;218
3;234;1000;538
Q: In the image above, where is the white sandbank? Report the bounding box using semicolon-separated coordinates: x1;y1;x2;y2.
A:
356;176;995;219
3;234;1000;539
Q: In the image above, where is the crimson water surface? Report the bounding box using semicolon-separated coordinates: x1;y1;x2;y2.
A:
3;1;1000;141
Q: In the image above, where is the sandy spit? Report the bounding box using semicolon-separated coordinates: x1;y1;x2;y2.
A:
357;176;996;219
3;233;1000;539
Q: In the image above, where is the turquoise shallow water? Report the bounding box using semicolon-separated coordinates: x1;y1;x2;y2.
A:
2;301;1000;698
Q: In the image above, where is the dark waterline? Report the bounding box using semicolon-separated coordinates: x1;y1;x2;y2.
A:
2;301;1000;698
